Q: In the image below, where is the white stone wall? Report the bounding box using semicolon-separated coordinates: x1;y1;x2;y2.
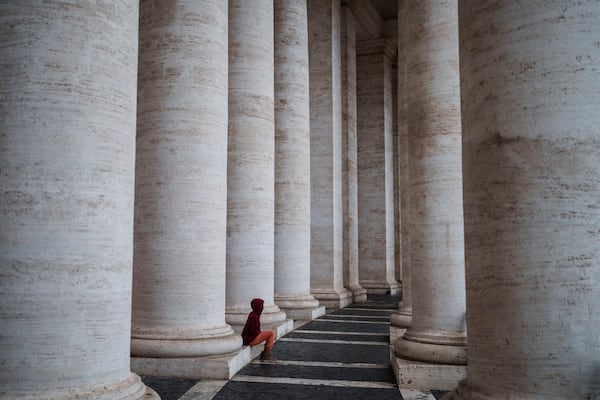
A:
0;1;152;398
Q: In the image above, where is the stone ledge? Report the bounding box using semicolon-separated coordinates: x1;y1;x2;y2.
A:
280;306;326;321
392;353;466;391
132;344;262;380
132;319;292;380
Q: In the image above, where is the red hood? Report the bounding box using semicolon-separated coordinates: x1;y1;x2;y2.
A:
250;298;264;315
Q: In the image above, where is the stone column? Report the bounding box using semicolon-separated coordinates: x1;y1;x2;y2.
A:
0;2;156;399
274;0;325;321
390;0;412;339
307;0;352;309
445;2;600;399
356;39;400;295
394;0;467;368
132;0;240;360
227;0;288;331
341;4;367;303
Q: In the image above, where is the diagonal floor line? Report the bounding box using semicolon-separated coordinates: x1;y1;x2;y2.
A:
292;329;389;336
399;388;437;400
251;359;390;369
232;375;397;389
278;337;389;346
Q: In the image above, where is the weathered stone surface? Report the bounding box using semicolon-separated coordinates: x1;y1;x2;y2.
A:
446;1;600;399
308;0;352;309
394;0;467;367
132;0;240;360
274;0;322;319
226;0;287;328
0;1;155;398
356;39;400;295
390;0;412;331
341;5;368;303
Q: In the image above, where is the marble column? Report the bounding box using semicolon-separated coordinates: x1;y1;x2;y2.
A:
0;2;156;398
356;39;400;295
307;0;352;309
274;0;324;321
227;0;288;330
445;1;600;399
390;0;412;336
394;0;467;365
341;4;368;303
132;0;240;359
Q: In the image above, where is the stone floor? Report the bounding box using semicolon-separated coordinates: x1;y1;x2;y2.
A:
141;295;449;400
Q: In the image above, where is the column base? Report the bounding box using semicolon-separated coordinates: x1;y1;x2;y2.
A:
395;329;467;365
359;280;400;295
132;343;265;380
348;285;368;303
389;306;412;342
131;325;242;358
311;288;353;309
275;294;326;320
4;373;157;400
392;354;467;391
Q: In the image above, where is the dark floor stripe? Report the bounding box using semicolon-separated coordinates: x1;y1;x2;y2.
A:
331;308;395;317
238;363;396;383
298;320;390;334
272;340;390;364
212;381;402;400
320;315;390;322
285;331;389;343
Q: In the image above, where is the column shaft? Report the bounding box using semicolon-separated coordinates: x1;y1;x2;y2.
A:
391;0;412;331
227;0;287;328
341;5;367;303
132;0;240;358
356;39;400;295
0;2;154;398
307;0;352;309
447;1;600;398
274;0;323;320
394;0;467;365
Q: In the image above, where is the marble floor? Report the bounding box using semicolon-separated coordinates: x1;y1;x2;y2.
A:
141;295;448;400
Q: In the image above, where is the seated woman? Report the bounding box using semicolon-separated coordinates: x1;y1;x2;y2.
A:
241;298;276;361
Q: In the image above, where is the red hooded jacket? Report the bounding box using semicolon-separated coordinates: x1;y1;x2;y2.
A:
241;298;264;345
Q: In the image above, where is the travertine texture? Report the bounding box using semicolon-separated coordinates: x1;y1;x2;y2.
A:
392;64;401;285
390;0;412;330
340;5;367;303
356;39;400;295
394;0;467;366
307;0;352;308
132;0;241;358
0;2;155;398
446;1;600;399
227;0;287;327
273;0;322;318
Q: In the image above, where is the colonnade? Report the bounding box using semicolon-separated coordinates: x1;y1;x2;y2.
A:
1;0;599;399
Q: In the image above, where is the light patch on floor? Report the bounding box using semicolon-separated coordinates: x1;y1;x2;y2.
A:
399;388;437;400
